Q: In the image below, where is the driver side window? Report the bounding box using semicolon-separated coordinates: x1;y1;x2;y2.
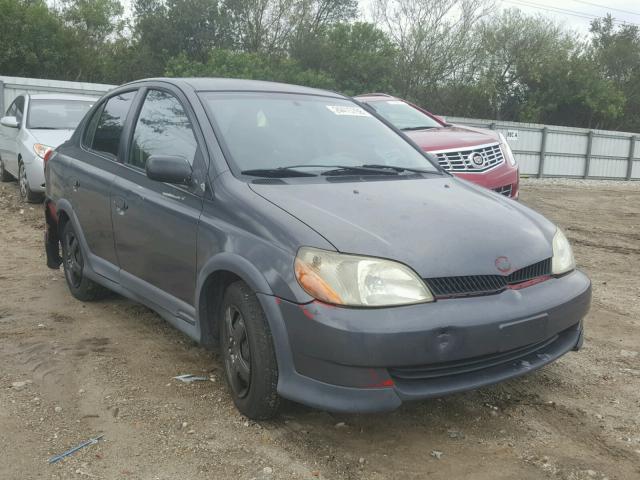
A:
128;89;198;170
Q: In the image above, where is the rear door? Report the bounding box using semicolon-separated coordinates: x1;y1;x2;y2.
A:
111;86;208;317
0;96;24;176
71;90;138;279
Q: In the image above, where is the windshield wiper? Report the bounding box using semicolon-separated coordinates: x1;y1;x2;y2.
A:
361;164;440;174
320;165;401;176
401;126;437;131
241;168;317;178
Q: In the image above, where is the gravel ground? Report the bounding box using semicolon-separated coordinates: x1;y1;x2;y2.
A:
0;178;639;480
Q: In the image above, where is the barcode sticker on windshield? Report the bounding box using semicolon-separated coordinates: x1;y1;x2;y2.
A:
326;105;371;117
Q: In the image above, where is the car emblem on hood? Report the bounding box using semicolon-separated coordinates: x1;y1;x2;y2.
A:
495;256;512;273
470;152;485;167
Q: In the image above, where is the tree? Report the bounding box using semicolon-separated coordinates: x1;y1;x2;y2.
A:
372;0;491;99
475;9;575;120
223;0;357;52
292;22;397;95
0;0;70;80
57;0;125;82
590;15;640;131
165;49;336;89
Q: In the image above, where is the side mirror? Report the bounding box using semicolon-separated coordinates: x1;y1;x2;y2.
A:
146;155;192;185
0;116;19;128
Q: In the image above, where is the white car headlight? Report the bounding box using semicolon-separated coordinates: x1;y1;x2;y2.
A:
33;143;53;159
294;247;434;307
552;228;575;275
498;133;517;166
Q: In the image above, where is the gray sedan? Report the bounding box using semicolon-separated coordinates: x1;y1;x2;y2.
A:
44;78;591;419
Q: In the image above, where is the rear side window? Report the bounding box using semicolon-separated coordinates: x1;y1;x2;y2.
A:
128;89;198;170
83;91;136;159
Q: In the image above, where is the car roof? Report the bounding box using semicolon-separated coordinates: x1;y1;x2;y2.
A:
354;93;401;102
28;93;98;102
123;77;346;98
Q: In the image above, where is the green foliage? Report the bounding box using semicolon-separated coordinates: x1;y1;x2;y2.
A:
0;0;70;79
292;22;397;95
166;50;336;89
1;1;639;131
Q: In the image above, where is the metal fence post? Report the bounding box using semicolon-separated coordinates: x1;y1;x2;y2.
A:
584;130;594;179
0;80;4;114
627;136;637;180
538;127;548;178
489;122;496;130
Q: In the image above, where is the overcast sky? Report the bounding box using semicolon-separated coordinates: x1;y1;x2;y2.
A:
55;0;640;39
494;0;640;36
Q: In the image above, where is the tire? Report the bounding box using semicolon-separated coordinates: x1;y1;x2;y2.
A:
0;156;13;182
220;281;280;419
60;221;109;301
18;161;44;203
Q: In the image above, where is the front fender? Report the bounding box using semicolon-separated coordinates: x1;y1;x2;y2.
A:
196;252;274;299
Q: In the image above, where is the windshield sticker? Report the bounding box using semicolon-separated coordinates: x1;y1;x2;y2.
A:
386;100;405;105
326;105;371;117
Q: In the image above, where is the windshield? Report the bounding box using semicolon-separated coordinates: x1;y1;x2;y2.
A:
199;92;439;175
365;100;442;131
27;100;94;130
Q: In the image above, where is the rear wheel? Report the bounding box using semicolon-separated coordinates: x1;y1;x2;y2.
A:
0;156;13;182
18;162;44;203
61;221;109;301
220;281;280;419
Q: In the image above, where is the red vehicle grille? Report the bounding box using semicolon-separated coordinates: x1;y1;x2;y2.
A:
433;143;505;172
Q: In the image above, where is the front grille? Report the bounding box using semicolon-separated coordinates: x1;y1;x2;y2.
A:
389;334;558;381
433;143;505;173
493;184;513;197
424;258;552;299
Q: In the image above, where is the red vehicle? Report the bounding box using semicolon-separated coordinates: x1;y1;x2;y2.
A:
355;93;519;198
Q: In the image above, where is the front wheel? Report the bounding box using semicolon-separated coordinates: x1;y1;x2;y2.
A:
19;162;44;203
220;281;280;419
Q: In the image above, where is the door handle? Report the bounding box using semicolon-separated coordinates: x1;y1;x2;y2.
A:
114;197;128;214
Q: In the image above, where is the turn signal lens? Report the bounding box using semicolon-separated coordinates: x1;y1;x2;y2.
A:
33;143;53;159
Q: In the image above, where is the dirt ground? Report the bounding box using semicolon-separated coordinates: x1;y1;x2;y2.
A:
0;177;639;480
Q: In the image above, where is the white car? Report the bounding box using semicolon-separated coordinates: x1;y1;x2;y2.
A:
0;93;96;202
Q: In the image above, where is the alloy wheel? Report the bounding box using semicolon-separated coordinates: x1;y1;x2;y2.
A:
19;163;28;199
224;305;252;398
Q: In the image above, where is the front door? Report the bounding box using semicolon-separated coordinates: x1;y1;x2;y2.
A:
111;88;207;317
0;96;24;177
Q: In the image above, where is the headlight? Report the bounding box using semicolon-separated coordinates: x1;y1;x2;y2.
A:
33;143;53;159
552;228;575;275
498;133;517;166
294;247;434;307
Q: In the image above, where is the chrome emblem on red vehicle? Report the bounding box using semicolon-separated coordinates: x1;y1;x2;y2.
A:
470;152;485;167
495;256;512;273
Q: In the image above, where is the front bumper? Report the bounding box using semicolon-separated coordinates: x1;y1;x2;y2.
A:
259;270;590;413
454;162;519;199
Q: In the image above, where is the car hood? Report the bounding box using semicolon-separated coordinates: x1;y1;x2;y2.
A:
249;176;555;278
406;125;499;152
29;129;75;148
